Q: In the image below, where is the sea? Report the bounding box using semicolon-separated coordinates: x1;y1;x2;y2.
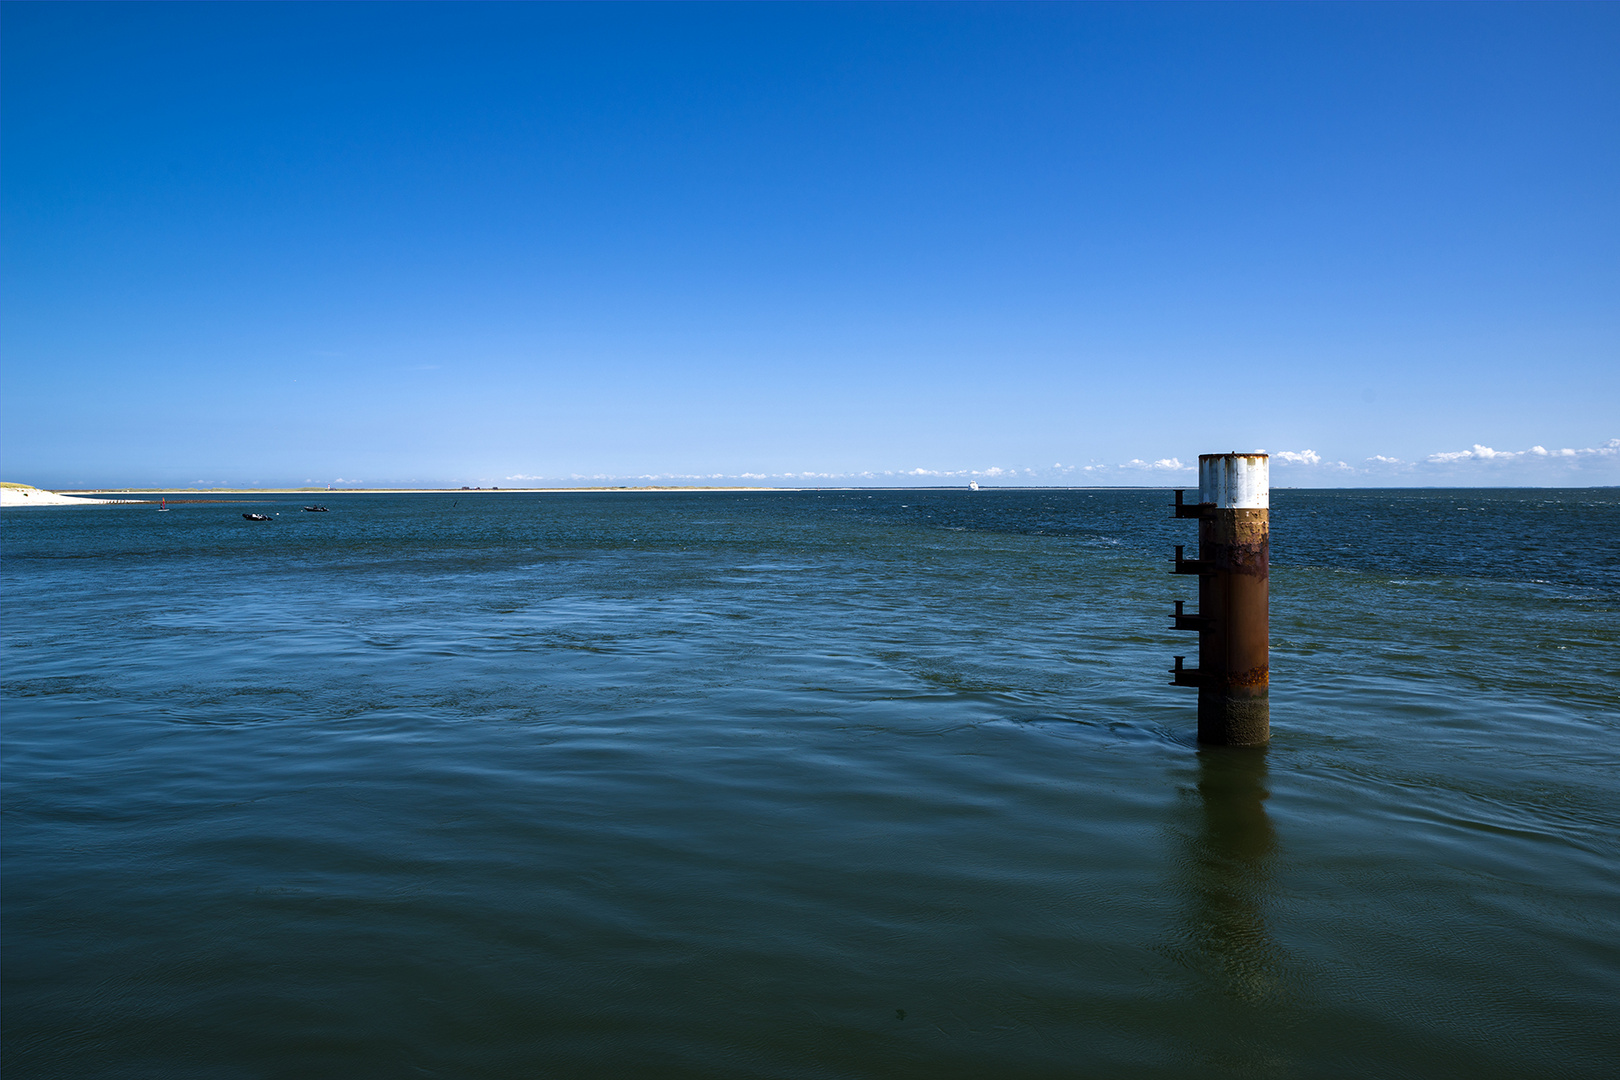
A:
2;488;1616;1079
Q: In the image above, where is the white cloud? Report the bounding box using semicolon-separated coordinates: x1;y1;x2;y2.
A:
489;440;1617;489
1424;440;1618;464
1427;444;1515;462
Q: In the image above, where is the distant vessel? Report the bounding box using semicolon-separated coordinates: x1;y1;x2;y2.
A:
243;513;272;522
969;481;980;491
158;497;169;512
302;505;329;512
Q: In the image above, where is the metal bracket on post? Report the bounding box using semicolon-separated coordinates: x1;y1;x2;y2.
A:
1173;489;1211;520
1170;599;1206;632
1169;656;1201;687
1172;545;1208;576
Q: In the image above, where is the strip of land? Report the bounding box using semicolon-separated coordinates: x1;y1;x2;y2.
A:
0;483;120;506
54;486;787;495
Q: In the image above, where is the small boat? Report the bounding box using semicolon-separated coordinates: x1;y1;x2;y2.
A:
158;497;170;512
969;481;980;491
243;513;272;521
302;505;329;512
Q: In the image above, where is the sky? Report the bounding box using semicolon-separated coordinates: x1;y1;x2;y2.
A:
2;2;1616;489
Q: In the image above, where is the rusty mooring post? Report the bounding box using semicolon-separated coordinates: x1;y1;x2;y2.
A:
1170;453;1270;746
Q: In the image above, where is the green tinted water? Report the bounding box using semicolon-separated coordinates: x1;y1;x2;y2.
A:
3;489;1616;1078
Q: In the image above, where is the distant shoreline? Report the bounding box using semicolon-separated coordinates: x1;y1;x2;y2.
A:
20;483;1619;499
54;485;792;495
49;485;1211;496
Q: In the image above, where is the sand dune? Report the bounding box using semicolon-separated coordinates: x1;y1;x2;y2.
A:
0;483;108;507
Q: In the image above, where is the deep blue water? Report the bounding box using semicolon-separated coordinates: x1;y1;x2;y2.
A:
3;488;1617;1079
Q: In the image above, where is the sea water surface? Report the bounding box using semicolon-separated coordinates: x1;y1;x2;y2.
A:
3;489;1616;1079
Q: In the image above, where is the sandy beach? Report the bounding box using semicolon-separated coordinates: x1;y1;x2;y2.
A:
3;484;788;507
0;483;114;507
55;485;787;495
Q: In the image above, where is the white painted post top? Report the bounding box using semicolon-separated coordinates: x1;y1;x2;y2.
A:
1199;453;1269;509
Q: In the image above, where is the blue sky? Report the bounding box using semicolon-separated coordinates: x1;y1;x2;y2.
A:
3;2;1616;488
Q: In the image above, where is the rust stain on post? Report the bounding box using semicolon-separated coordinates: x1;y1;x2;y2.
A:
1170;454;1270;746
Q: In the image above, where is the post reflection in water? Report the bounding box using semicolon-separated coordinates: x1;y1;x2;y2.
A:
1172;745;1284;1007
